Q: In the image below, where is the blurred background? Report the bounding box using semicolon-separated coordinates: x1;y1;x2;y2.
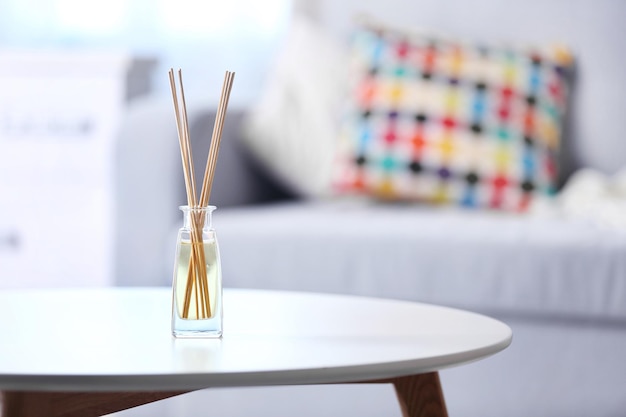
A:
2;0;625;289
0;0;291;102
0;0;293;288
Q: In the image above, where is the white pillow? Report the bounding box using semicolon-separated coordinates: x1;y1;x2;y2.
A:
241;15;350;198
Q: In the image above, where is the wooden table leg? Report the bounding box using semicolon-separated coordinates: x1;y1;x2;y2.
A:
391;372;448;417
1;390;188;417
361;372;448;417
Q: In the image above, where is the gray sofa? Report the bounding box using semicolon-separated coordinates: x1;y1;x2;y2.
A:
113;1;626;416
115;105;626;417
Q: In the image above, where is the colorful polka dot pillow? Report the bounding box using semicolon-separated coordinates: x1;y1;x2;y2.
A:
333;23;573;211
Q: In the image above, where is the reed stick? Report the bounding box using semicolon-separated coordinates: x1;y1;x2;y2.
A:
169;69;208;319
200;71;235;207
194;71;234;313
176;70;210;319
170;70;202;317
168;70;194;207
176;69;198;207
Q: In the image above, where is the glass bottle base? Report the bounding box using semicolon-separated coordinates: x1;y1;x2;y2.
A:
171;315;223;338
172;329;223;338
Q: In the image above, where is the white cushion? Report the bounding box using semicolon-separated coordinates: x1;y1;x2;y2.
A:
241;15;349;197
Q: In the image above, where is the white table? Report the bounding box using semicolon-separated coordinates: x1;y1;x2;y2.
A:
0;288;511;417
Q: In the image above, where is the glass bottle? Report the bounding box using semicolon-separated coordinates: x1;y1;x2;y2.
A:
171;205;223;338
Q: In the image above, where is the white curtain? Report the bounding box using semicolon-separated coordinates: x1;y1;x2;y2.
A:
0;0;293;104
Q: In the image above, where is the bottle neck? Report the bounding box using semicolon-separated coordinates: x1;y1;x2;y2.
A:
180;206;216;230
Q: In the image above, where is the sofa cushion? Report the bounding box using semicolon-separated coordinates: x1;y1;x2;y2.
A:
333;22;573;211
216;201;626;321
240;15;350;198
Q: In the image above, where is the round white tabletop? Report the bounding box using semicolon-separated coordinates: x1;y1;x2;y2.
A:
0;287;511;393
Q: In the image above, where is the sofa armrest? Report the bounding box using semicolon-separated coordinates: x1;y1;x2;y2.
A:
114;97;181;286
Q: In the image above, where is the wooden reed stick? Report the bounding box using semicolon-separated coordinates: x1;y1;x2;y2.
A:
168;70;194;207
176;69;198;207
175;69;209;318
169;70;197;318
190;71;234;317
169;69;208;319
193;71;234;313
204;72;234;205
199;71;235;207
190;216;210;318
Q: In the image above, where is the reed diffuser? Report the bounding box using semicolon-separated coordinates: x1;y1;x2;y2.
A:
169;69;235;338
